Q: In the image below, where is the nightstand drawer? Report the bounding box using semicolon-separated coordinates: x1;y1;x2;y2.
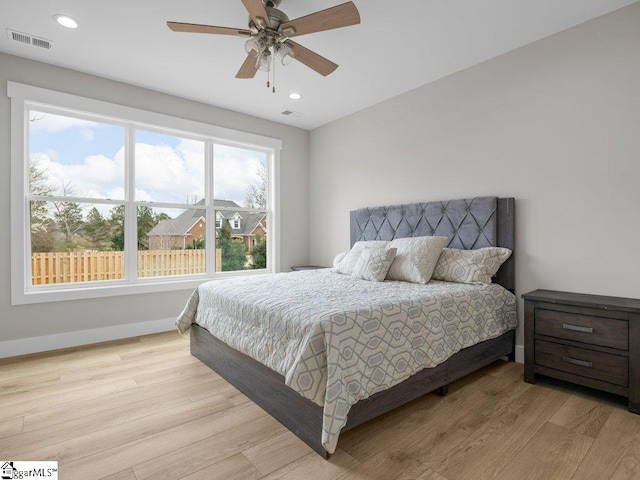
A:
535;308;628;350
536;339;628;387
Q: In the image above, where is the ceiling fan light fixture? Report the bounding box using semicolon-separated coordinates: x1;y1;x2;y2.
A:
257;51;271;72
275;42;294;66
245;37;266;54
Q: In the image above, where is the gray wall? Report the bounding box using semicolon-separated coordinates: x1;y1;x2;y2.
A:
309;3;640;348
0;52;310;341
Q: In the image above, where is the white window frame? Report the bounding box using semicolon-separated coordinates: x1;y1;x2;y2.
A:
9;82;282;305
232;213;241;230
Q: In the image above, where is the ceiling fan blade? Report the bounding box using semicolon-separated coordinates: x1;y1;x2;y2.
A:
284;40;338;77
167;21;251;36
236;52;259;78
241;0;272;29
279;2;360;38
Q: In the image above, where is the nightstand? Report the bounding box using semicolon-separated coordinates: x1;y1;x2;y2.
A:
290;265;327;271
523;289;640;413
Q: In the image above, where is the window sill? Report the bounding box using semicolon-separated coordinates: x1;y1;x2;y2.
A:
13;269;274;305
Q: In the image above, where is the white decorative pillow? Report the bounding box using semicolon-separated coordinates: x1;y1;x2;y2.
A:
432;247;512;284
333;241;389;275
386;236;448;284
333;252;347;268
351;247;397;282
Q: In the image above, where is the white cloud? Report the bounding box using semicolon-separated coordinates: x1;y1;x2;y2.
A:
135;142;204;203
32;150;125;199
213;145;266;206
134;189;154;202
30;137;267;218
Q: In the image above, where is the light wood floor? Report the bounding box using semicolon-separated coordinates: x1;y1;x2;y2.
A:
1;331;640;480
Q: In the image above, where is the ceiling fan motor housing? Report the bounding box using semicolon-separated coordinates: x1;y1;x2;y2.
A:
266;7;289;31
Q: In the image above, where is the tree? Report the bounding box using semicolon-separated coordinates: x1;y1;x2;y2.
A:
251;235;267;269
29;160;57;252
218;221;247;271
137;206;157;250
108;206;171;251
191;237;205;249
84;207;110;249
109;205;125;250
244;163;267;209
50;180;84;249
53;201;84;248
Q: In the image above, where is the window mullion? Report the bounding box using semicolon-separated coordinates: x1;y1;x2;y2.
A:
205;139;215;275
125;126;137;283
21;103;32;291
269;149;280;272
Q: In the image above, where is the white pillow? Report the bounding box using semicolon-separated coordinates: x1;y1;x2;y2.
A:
432;247;512;284
333;241;389;275
332;252;347;268
385;236;448;284
351;247;397;282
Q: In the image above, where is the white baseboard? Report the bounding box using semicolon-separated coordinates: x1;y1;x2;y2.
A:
515;344;524;364
0;318;176;359
0;322;528;366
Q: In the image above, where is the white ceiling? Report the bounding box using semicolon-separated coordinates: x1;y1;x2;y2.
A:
1;0;637;130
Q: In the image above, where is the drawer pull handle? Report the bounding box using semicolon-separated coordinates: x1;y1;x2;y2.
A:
562;356;593;368
562;323;593;334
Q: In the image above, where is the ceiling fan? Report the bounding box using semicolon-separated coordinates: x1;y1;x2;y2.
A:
167;0;360;88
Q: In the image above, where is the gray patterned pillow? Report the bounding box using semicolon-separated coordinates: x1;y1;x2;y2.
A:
432;247;512;284
333;241;389;275
386;236;448;284
351;247;397;282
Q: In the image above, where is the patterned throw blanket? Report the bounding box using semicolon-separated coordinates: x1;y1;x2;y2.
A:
176;269;517;453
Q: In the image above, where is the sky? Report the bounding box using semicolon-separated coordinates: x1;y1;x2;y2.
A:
29;110;268;218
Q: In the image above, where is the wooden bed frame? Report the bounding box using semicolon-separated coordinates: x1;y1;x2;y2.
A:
190;197;516;458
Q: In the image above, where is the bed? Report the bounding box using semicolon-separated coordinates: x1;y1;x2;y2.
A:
178;196;516;458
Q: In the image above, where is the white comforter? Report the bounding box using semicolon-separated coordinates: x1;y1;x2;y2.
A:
176;269;517;453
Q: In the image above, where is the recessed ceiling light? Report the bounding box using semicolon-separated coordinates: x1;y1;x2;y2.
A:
289;93;302;100
53;15;79;29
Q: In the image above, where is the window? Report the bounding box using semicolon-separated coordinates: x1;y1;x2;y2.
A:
9;82;281;304
232;214;241;230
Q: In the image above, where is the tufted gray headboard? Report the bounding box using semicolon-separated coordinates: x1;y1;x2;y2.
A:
350;196;515;292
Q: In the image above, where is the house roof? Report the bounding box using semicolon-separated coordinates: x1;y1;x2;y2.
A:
147;211;205;237
147;199;266;237
236;212;267;236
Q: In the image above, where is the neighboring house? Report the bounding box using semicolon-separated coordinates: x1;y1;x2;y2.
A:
147;199;266;251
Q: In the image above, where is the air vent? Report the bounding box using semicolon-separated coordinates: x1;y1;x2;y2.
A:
281;110;303;118
6;29;53;49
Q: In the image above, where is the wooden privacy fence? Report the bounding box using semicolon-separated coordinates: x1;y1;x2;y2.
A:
31;249;222;285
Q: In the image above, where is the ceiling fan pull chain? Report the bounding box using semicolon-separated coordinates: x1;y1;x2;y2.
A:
272;54;276;93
